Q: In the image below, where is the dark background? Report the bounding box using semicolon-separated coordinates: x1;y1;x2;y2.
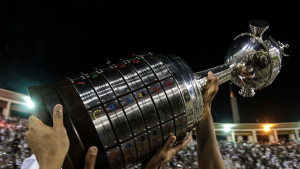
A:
0;1;298;123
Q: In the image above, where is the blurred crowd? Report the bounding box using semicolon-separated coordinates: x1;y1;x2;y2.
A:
1;117;300;169
163;136;300;169
220;140;300;169
0;117;31;169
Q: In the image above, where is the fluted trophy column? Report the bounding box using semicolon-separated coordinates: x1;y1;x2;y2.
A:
28;20;289;169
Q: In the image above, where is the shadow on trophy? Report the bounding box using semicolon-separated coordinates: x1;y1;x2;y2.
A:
28;20;289;169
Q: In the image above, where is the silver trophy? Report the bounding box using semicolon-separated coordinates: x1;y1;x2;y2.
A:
28;20;289;169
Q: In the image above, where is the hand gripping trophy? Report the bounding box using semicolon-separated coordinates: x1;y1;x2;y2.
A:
28;20;289;169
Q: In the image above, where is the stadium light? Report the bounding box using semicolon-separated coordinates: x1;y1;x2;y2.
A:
223;124;234;132
264;125;271;131
24;97;34;108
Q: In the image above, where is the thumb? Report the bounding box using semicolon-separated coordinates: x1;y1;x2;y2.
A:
172;135;192;154
207;71;218;83
53;104;64;130
84;146;98;169
162;133;176;152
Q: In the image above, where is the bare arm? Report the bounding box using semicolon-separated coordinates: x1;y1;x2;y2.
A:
195;71;225;169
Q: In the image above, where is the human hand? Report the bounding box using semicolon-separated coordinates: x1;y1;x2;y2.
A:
141;133;191;169
202;71;219;107
84;146;98;169
25;104;69;169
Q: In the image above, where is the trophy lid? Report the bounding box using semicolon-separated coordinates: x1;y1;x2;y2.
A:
249;20;269;37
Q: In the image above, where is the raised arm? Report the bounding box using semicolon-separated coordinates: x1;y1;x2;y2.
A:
195;71;225;169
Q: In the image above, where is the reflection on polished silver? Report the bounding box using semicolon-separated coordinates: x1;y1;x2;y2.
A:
86;72;115;103
88;106;117;149
222;20;289;97
67;20;288;168
278;41;289;57
120;94;146;136
106;146;123;169
239;87;256;97
149;126;163;153
249;20;269;38
121;139;137;168
197;66;233;90
72;77;100;109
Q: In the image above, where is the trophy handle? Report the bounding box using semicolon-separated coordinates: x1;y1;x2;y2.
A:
194;64;232;92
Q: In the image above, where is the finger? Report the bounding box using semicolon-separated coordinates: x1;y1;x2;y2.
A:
172;136;192;154
207;71;219;95
53;104;64;130
28;115;42;130
206;71;217;82
28;115;40;125
162;133;176;152
84;146;98;169
209;72;219;86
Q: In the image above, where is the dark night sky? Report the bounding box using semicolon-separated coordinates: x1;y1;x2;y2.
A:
0;1;298;123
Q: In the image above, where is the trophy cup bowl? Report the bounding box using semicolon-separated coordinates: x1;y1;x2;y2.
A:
223;20;289;97
27;20;289;169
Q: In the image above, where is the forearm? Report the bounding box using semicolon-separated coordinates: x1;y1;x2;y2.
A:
196;104;225;169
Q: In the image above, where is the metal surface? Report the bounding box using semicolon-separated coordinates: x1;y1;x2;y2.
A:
106;146;124;169
116;63;144;91
134;133;150;162
120;139;137;168
72;77;99;109
86;72;115;103
196;20;289;98
161;78;185;117
196;65;233;90
148;83;172;123
88;106;117;149
129;58;156;85
119;94;146;136
158;55;192;131
249;20;269;37
134;88;159;129
103;68;130;97
28;20;288;168
161;120;176;143
223;20;289;96
104;100;132;142
175;114;188;143
148;126;163;153
174;56;203;122
143;55;170;80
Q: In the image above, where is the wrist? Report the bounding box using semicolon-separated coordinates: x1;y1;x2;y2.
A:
203;102;212;110
39;155;64;169
40;162;63;169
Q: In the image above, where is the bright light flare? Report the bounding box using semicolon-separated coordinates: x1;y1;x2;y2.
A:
24;97;34;108
264;125;272;131
242;45;248;50
224;124;234;132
